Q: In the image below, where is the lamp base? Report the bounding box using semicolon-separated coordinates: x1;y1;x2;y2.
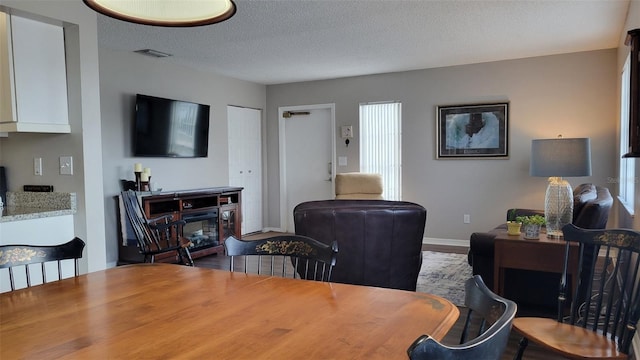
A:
544;177;573;238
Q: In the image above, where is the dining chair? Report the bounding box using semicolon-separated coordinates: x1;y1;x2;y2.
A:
0;237;85;291
512;224;640;360
224;235;338;281
121;190;194;266
407;275;517;360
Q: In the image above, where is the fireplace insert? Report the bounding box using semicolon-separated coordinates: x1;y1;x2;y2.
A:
182;210;218;251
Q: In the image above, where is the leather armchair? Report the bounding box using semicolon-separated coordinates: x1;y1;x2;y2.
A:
468;184;613;311
293;199;426;291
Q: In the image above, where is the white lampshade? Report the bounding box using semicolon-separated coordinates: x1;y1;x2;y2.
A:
530;137;592;237
83;0;236;27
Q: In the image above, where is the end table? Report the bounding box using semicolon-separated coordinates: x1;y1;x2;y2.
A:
491;228;579;299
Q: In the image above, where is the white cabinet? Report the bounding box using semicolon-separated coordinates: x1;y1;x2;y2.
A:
228;106;263;235
0;12;70;133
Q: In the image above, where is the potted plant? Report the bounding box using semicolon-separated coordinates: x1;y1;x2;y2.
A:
516;214;545;239
506;209;521;235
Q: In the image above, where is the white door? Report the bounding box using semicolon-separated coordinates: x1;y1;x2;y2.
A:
228;106;262;235
279;104;335;233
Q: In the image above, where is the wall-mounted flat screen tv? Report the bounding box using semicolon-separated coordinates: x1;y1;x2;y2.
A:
133;94;210;158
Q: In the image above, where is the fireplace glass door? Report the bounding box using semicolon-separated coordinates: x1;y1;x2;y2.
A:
182;210;218;250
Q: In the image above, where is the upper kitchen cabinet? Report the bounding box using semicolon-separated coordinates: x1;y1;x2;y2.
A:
0;12;70;133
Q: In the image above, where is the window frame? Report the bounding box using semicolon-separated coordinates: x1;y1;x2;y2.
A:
618;54;635;215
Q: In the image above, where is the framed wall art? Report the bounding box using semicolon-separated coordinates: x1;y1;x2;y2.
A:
436;102;509;159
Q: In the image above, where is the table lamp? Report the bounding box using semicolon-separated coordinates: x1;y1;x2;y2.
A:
530;137;592;237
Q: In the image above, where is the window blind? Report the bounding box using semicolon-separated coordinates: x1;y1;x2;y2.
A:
359;102;402;200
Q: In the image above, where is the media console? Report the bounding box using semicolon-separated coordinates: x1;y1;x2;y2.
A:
118;187;242;264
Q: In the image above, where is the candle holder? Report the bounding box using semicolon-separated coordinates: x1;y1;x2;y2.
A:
134;171;142;191
141;181;150;192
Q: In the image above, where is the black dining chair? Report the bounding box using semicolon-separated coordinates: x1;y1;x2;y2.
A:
512;224;640;360
121;190;194;266
0;237;85;291
407;275;517;360
224;235;338;281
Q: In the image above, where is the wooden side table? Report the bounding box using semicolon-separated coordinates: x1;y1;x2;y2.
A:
492;228;579;299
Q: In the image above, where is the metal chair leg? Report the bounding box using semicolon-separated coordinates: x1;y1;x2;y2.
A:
513;337;528;360
182;247;194;266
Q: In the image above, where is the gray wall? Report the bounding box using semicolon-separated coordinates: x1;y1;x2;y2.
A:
98;48;266;266
266;49;618;243
0;0;106;271
0;2;266;268
0;0;632;269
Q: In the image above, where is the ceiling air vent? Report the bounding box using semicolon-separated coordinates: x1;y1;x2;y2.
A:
134;49;172;58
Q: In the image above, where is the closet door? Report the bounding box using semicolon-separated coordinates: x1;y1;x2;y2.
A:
228;106;262;235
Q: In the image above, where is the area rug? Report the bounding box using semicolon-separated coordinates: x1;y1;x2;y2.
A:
416;251;473;306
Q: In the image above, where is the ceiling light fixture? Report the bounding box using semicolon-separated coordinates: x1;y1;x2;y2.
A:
83;0;236;27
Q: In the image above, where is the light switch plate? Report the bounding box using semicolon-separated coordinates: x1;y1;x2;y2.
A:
60;156;73;175
341;125;353;138
34;157;42;176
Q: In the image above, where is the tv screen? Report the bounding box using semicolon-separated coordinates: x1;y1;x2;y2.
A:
133;94;210;158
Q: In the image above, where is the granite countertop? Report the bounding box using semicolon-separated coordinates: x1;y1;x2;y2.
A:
0;192;76;223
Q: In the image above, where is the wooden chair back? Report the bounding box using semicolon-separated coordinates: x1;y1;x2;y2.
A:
0;237;85;291
561;225;640;352
224;235;338;281
513;224;640;359
121;190;193;265
407;275;517;359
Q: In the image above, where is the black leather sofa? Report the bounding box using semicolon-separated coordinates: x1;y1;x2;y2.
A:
293;199;426;291
468;183;613;312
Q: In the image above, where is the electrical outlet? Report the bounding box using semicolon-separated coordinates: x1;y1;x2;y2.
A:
463;214;471;224
34;158;43;176
60;156;73;175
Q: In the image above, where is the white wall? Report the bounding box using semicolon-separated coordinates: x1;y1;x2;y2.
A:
98;48;266;266
266;49;618;243
616;1;640;231
618;3;640;354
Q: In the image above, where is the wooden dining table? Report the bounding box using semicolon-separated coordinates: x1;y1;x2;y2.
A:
0;263;459;359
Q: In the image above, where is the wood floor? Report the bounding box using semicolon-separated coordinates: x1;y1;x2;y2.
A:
195;237;564;360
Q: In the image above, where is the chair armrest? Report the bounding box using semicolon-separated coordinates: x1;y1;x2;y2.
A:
469;232;497;258
149;219;186;232
147;214;175;225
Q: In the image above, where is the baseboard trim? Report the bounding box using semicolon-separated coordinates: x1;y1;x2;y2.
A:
423;237;469;248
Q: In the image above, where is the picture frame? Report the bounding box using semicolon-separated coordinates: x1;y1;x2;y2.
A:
436;102;509;159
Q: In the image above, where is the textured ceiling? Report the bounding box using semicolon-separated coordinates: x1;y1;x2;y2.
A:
96;0;631;85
